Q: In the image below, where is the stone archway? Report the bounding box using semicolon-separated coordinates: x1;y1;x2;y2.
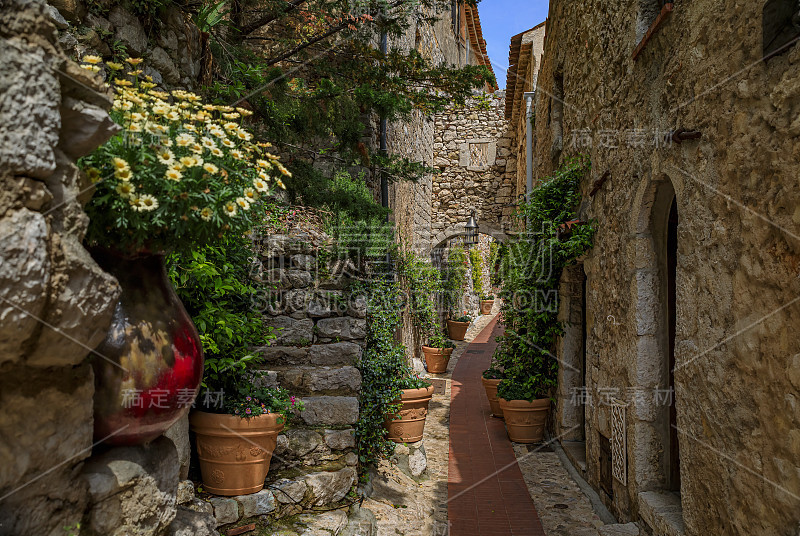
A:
630;174;683;500
429;221;509;255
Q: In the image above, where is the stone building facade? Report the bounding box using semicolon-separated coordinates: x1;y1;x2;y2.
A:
530;1;800;535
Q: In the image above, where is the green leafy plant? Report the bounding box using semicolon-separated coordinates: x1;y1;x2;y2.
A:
442;245;467;315
80;57;286;254
469;247;484;298
494;156;596;402
450;312;473;323
167;232;298;417
397;251;445;347
481;294;495;300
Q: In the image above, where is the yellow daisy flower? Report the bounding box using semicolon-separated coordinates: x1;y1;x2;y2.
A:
125;57;144;65
202;163;219;174
113;79;133;87
200;207;214;221
179;156;197;168
231;150;244;160
80;64;101;72
156;148;175;164
276;178;286;190
106;62;123;70
221;139;235;148
115;182;134;197
253;178;269;192
82;55;102;64
210;147;223;157
223;202;237;217
243;187;258;201
235;197;250;210
164;168;182;181
85;167;102;183
115;168;133;181
139;194;158;211
175;133;194;147
112;157;130;172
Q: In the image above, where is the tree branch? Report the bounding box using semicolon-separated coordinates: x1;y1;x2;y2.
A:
239;0;309;35
264;21;350;66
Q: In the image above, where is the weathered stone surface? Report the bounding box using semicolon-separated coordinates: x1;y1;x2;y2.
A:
408;445;427;477
315;317;366;341
305;366;361;393
81;436;179;536
0;209;49;364
165;415;191;480
45;4;68;28
302;467;357;506
291;254;315;270
0;364;94;535
24;233;120;367
599;523;640;536
176;480;194;505
58;97;120;158
271;478;308;504
344;452;358;466
324;429;356;450
256;345;309;365
209;497;238;527
84;12;113;33
236;489;276;517
285;429;324;457
308;342;361;366
298;510;348;534
300;396;359;425
0;40;60;178
167;505;220;536
265;316;314;346
286;269;313;288
148;46;180;85
109;6;148;56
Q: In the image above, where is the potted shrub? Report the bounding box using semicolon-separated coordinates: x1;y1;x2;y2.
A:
481;366;505;418
496;373;552;443
190;371;300;495
480;294;495;315
447;311;472;341
80;57;285;445
384;371;434;443
422;331;456;373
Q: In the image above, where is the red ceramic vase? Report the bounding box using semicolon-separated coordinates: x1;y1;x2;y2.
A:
90;248;204;446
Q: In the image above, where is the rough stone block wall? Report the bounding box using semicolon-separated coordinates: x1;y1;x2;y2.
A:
0;2;123;533
431;92;514;250
249;231;361;522
535;1;800;534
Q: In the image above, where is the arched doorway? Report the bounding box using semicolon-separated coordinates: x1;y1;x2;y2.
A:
632;176;682;499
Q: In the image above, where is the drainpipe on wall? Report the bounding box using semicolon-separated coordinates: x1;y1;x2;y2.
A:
523;91;535;202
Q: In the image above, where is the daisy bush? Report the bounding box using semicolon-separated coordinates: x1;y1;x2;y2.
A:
81;56;291;253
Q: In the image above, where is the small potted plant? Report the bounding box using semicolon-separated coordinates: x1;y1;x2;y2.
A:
422;331;456;373
481;365;505;418
384;370;434;443
190;368;301;496
480;294;495;315
447;311;472;341
496;373;553;443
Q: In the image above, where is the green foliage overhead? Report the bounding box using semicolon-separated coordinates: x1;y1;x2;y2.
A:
495;156;595;402
469;247;484;298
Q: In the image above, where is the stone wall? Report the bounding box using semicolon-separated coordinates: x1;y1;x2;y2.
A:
0;1;123;534
431;92;514;249
534;1;800;535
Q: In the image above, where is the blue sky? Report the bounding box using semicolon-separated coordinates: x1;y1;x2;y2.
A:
477;0;550;89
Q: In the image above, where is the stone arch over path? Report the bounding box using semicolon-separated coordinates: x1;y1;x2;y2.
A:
429;221;510;255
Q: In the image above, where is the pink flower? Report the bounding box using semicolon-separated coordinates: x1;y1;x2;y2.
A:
245;408;252;415
290;396;296;407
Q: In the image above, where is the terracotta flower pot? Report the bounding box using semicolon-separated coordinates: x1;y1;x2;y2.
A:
422;345;453;373
447;319;469;341
384;385;435;443
481;377;504;418
498;398;550;443
480;300;495;315
190;411;284;496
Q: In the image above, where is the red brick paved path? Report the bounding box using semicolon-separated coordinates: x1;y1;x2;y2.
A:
448;317;546;536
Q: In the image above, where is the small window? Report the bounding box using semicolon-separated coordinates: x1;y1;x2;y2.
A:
451;0;460;36
763;0;800;59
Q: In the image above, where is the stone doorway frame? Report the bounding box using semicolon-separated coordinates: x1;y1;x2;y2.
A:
630;174;684;501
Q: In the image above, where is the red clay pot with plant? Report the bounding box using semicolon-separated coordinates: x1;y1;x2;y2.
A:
447;313;472;341
497;378;551;443
481;368;505;418
480;299;495;315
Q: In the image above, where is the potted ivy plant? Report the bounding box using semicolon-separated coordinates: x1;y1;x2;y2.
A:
480;294;495;315
446;311;472;341
481;363;505;418
384;369;434;443
422;331;456;373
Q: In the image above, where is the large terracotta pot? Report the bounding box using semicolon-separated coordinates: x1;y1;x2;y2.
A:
481;377;503;418
385;385;435;443
90;248;204;446
446;319;469;341
190;411;284;496
498;398;550;443
480;300;494;315
422;345;453;373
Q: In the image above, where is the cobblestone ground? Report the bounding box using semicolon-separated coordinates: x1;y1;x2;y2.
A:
513;444;606;536
360;308;502;536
